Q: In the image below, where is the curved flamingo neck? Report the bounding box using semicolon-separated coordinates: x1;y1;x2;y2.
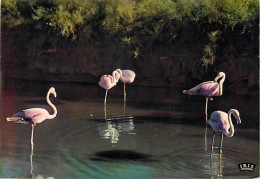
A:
112;70;120;83
116;69;129;82
224;110;234;137
219;73;225;95
46;91;57;119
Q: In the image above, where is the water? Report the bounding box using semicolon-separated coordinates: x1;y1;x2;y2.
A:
0;79;258;178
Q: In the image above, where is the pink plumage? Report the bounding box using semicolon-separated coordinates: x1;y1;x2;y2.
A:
208;111;230;134
183;81;221;97
99;75;117;90
207;109;241;154
183;72;226;121
99;70;120;105
208;109;241;137
12;108;52;125
6;87;57;149
115;69;136;103
118;69;136;83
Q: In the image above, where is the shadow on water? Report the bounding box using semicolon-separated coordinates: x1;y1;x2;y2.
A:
91;150;154;162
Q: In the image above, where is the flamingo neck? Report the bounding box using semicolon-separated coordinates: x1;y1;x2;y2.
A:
224;110;234;137
218;74;225;95
112;70;120;83
116;69;127;82
46;91;57;119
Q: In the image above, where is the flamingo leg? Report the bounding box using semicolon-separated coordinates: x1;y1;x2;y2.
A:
211;131;215;152
31;125;34;150
219;133;223;156
204;125;208;151
104;89;108;106
219;133;223;176
30;145;34;175
205;97;208;121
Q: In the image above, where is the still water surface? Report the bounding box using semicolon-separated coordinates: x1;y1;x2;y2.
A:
0;79;258;178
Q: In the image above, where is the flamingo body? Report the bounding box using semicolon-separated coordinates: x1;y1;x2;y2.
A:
99;75;117;90
115;69;136;104
183;72;226;121
207;111;230;135
118;69;136;83
183;81;221;97
12;108;52;125
208;109;241;155
6;87;57;149
99;71;120;105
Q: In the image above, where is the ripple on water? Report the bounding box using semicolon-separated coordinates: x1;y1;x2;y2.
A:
162;147;258;178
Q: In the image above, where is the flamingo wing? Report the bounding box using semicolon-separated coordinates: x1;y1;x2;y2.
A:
199;82;220;97
208;111;229;132
121;70;136;83
8;109;41;125
99;75;115;89
22;108;44;118
186;81;220;97
23;108;50;124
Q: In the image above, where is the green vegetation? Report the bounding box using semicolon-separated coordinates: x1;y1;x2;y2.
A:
2;0;258;65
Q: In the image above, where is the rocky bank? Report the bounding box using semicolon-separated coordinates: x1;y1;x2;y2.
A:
2;27;258;95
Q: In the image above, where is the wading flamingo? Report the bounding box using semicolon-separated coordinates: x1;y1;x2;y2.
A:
116;69;136;103
6;87;57;149
183;72;226;121
207;109;241;156
99;70;120;106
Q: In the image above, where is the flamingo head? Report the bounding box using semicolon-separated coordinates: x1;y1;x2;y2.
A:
112;70;121;82
229;109;241;124
49;87;57;98
115;69;122;76
214;72;225;82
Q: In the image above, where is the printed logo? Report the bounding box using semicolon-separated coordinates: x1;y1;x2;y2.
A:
238;163;255;172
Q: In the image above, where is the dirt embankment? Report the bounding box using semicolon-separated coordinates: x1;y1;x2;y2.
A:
2;28;258;95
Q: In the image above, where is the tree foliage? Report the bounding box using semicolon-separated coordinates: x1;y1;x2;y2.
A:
2;0;258;65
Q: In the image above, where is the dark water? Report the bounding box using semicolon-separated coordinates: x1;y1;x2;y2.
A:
0;79;258;178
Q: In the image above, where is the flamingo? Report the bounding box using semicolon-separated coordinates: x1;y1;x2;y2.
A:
207;109;241;156
99;70;120;106
6;87;57;149
116;69;136;103
183;72;226;121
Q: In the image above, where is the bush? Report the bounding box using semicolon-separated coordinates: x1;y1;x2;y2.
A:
2;0;258;65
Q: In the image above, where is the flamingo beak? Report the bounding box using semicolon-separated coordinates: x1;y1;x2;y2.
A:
214;77;218;83
236;115;242;124
238;117;242;124
53;94;57;101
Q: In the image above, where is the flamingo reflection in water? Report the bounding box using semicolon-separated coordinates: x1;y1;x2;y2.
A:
183;72;226;121
6;87;57;149
29;141;54;179
97;117;135;144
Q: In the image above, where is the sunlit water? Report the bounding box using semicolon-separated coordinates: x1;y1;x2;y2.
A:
0;79;258;178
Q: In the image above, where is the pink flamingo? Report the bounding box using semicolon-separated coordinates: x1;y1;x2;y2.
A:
6;87;57;149
207;109;241;156
116;69;136;103
183;72;226;121
99;70;120;106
